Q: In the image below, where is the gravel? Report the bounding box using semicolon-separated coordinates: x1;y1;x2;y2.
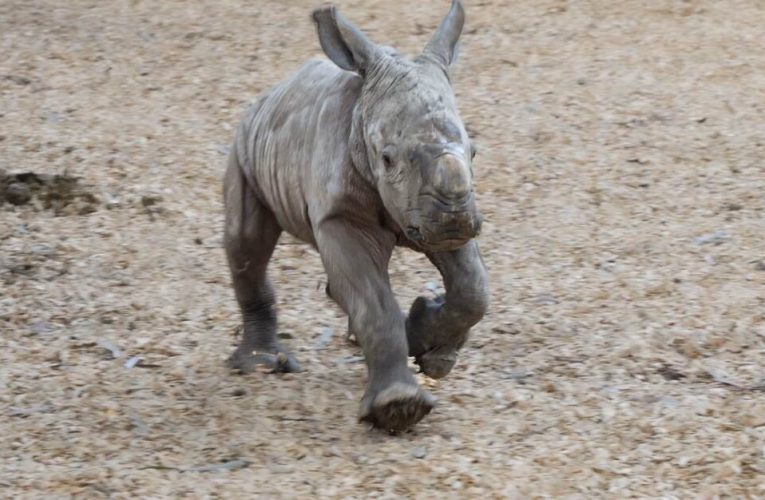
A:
2;0;764;497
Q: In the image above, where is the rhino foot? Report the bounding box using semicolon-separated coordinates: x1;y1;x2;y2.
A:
227;347;301;374
406;295;443;353
415;346;457;379
359;382;435;432
407;295;460;379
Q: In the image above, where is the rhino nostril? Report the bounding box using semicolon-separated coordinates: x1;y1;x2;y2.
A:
431;190;473;212
434;187;470;204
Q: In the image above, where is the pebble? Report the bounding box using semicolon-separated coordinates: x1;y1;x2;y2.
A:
104;193;121;209
693;229;729;246
5;183;31;205
314;327;334;349
141;193;163;207
124;356;141;369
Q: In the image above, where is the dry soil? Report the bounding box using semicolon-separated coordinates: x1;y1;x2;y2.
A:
2;0;765;497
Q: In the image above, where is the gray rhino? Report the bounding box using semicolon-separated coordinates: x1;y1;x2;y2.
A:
223;0;488;431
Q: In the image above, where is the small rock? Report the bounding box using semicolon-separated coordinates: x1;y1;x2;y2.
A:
412;446;427;459
28;321;54;336
5;183;31;205
493;324;521;335
10;404;53;417
754;260;765;272
189;459;249;473
30;244;55;256
124;356;141;369
314;327;334;349
656;364;686;380
531;293;558;305
128;414;150;436
46;112;63;123
1;297;17;310
336;355;365;365
3;75;31;86
103;193;121;209
503;370;531;383
76;198;98;216
141;193;163;207
97;339;122;359
693;229;729;246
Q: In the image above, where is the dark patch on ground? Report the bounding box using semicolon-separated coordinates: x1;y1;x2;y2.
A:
0;170;99;215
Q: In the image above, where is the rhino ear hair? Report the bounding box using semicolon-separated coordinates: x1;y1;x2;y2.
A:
423;0;465;68
312;5;376;75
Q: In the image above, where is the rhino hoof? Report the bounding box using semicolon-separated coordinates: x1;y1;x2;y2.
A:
416;348;457;379
228;348;301;374
360;383;435;432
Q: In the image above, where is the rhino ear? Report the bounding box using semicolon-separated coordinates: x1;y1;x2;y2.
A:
423;0;465;68
312;5;377;75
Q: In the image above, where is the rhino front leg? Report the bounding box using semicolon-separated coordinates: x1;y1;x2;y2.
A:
223;157;299;374
406;240;489;379
317;220;434;431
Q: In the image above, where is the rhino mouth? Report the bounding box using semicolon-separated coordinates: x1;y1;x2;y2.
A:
403;191;483;251
405;222;480;251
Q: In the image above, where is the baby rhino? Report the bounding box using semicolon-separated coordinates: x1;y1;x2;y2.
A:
224;0;488;431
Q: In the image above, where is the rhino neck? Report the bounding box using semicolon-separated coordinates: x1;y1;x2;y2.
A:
348;103;376;187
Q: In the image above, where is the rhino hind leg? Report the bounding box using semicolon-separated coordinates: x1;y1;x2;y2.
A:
326;284;359;346
224;158;300;374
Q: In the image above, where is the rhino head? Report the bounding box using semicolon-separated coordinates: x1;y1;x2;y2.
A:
313;0;482;252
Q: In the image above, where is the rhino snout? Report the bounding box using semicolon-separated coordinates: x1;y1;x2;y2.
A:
436;208;481;239
408;199;482;251
405;150;482;250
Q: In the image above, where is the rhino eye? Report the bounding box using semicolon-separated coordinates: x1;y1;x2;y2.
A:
382;152;393;169
381;146;396;170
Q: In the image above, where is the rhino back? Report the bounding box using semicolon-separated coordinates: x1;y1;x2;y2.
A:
234;59;363;243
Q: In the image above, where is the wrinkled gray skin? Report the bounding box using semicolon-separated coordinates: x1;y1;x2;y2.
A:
223;0;489;431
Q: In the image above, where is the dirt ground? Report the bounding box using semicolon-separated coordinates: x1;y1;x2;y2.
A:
2;0;764;497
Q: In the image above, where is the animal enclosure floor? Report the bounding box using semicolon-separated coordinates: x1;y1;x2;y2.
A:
2;0;764;497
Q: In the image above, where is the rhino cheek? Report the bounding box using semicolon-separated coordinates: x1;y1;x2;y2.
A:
377;180;414;231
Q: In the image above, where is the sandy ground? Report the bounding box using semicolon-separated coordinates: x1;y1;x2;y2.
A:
2;0;765;497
